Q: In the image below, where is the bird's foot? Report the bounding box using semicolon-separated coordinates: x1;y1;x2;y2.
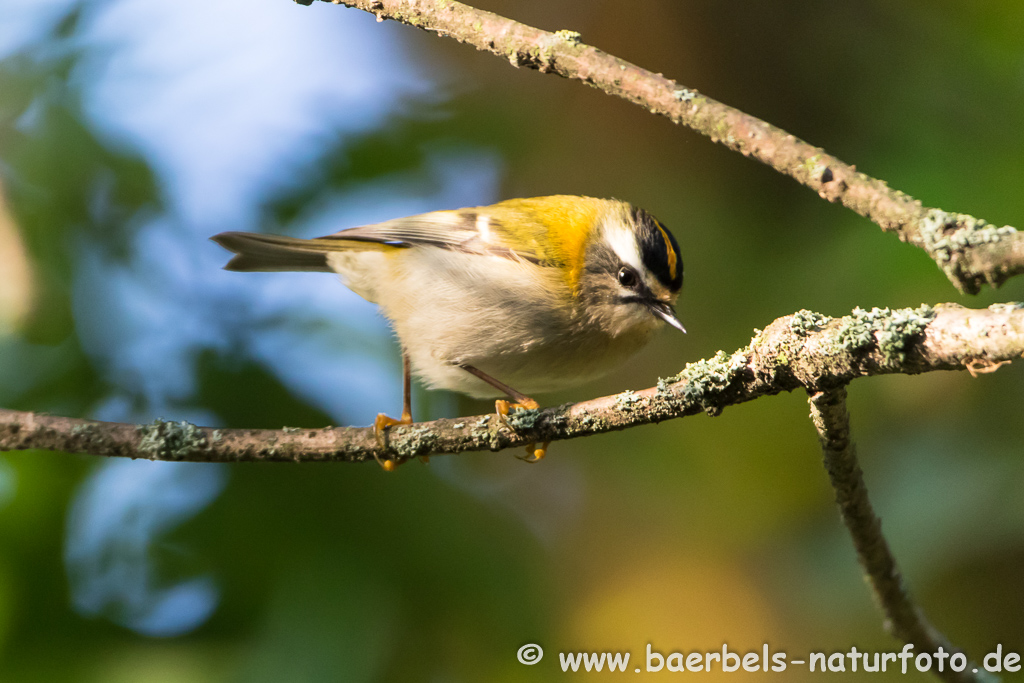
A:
495;398;540;427
373;412;412;472
496;399;548;463
515;440;550;463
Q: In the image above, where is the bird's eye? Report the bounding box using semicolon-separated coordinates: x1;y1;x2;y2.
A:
617;266;639;289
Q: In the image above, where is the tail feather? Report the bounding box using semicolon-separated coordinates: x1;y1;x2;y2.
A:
210;231;398;273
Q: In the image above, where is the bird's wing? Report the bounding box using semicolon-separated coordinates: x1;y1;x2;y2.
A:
211;231;404;272
324;210;485;253
322;196;611;269
213;196;614;277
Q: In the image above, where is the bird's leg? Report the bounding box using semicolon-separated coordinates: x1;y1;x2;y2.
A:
457;363;538;416
458;364;546;462
373;353;413;471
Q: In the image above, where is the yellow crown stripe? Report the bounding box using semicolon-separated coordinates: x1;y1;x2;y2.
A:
655;220;677;281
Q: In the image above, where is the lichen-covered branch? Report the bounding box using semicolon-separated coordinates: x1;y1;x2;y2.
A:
808;388;988;683
1;302;1021;465
298;0;1024;293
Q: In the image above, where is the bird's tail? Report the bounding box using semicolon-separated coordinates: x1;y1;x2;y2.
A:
210;231;398;272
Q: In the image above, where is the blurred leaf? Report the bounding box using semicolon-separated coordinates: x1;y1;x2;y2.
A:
1;40;162;343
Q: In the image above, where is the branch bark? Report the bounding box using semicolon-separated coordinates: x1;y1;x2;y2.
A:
2;302;1020;464
809;388;989;683
300;0;1024;294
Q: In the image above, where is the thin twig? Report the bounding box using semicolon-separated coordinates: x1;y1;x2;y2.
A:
808;388;993;683
300;0;1024;294
1;303;1020;464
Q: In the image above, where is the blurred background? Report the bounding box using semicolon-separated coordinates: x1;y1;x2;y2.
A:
1;0;1023;680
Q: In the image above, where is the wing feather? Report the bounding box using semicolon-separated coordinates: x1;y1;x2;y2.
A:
318;197;607;269
213;196;615;282
211;231;403;272
319;210;479;250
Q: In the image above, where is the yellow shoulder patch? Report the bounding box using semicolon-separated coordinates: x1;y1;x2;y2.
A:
486;196;610;291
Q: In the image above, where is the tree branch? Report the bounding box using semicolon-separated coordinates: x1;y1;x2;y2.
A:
808;388;990;683
2;303;1020;464
299;0;1024;294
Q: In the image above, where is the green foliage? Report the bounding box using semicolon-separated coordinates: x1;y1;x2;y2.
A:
0;33;161;344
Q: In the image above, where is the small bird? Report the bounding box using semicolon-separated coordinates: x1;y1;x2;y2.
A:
212;195;684;468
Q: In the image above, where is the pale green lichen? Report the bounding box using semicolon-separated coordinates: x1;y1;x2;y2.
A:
919;209;1017;264
545;412;568;430
71;423;101;438
832;305;936;361
677;350;748;410
988;302;1024;313
554;29;582;45
656;374;680;393
790;309;832;336
834;315;874;350
505;405;567;433
506;407;541;430
673;87;696;102
136;419;209;461
469;414;493;440
69;423;116;453
576;412;608;431
391;425;440;457
615;389;642;410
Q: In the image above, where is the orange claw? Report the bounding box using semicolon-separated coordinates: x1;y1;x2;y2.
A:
457;365;542;461
496;400;548;464
495;397;540;428
516;440;550;463
373;412;412;472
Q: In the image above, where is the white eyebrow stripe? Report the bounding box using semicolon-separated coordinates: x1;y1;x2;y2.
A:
605;223;643;273
476;213;492;243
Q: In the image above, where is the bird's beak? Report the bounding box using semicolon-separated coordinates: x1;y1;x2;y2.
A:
647;300;687;333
